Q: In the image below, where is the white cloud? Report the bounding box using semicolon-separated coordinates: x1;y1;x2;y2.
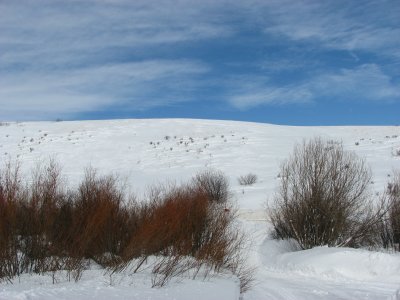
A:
314;64;400;101
227;77;313;109
0;0;232;69
0;60;209;120
0;0;228;120
229;87;313;109
261;0;400;57
227;64;399;109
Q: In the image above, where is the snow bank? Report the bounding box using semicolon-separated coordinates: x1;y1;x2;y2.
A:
261;239;400;282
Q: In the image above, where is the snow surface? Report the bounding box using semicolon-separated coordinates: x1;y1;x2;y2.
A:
1;119;400;299
0;271;239;300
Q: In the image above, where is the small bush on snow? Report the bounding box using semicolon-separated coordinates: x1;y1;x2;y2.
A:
238;173;258;186
269;137;386;250
194;169;229;204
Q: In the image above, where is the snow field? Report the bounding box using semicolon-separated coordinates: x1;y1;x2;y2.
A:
1;119;400;299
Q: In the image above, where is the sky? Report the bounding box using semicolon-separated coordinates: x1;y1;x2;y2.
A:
0;0;399;125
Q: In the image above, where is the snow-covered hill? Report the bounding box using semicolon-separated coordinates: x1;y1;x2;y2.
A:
1;119;400;299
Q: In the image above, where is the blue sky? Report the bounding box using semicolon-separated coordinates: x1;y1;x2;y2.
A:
0;0;399;125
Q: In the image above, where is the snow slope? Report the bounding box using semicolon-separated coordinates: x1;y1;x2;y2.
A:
1;119;400;299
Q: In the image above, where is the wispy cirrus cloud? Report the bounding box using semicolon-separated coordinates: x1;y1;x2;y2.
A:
0;0;232;69
225;75;312;109
0;60;209;120
0;0;223;120
315;64;400;101
261;0;400;58
227;64;399;109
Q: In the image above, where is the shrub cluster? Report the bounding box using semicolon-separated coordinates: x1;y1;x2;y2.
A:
269;138;388;250
238;173;258;186
0;163;251;291
0;162;129;282
194;170;229;204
